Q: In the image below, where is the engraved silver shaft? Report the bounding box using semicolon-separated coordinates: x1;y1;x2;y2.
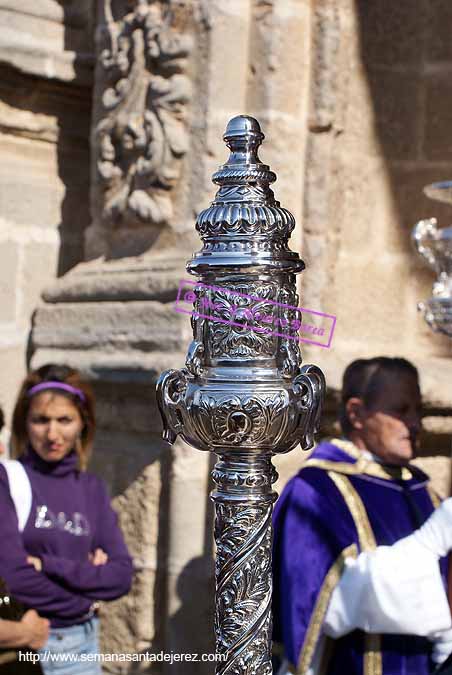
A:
211;452;277;674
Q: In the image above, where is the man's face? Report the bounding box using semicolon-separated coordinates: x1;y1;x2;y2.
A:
349;375;422;465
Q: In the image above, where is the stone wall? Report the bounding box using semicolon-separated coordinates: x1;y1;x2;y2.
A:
276;0;452;495
0;0;93;421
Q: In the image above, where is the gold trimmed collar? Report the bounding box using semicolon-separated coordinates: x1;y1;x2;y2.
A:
309;438;415;482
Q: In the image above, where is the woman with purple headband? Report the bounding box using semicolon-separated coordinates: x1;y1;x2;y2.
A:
0;364;133;674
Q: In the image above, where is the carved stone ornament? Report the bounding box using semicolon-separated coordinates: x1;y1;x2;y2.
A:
157;116;325;674
94;0;193;229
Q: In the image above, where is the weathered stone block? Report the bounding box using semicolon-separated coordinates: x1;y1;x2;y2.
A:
0;241;19;323
273;448;305;497
413;456;451;498
251;114;306;225
0;64;91;146
203;0;252;160
328;251;415;350
424;73;452;160
355;0;427;67
423;416;452;436
20;241;59;325
303;132;336;233
42;258;185;304
336;68;382;160
0;135;63;228
98;461;164;667
426;0;452;63
309;0;341;131
0;2;94;85
32;301;187;353
331;153;390;250
0;344;26;422
164;441;214;675
365;67;422;161
248;0;310;118
30;347;187;384
92;428;166;493
417;356;452;412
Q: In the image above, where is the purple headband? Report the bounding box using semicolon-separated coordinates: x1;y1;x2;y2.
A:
27;381;86;403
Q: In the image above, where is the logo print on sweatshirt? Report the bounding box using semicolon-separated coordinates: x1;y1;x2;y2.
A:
35;506;90;536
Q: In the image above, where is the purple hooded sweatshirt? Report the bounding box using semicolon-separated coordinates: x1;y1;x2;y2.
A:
0;447;133;627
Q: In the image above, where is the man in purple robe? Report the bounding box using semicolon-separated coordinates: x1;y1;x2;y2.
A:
272;357;452;674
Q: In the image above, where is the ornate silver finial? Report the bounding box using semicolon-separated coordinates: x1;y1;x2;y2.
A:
222;115;265;159
157;115;325;674
190;115;303;276
214;115;273;185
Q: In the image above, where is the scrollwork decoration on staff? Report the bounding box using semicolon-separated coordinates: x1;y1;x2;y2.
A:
214;503;273;675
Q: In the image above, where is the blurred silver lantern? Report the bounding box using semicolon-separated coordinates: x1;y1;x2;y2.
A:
412;181;452;337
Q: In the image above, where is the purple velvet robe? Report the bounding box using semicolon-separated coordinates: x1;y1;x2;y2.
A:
272;440;447;675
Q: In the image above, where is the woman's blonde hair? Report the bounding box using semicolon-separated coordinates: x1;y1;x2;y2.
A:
12;364;96;471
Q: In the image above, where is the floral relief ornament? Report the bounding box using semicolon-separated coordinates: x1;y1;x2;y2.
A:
96;0;193;228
